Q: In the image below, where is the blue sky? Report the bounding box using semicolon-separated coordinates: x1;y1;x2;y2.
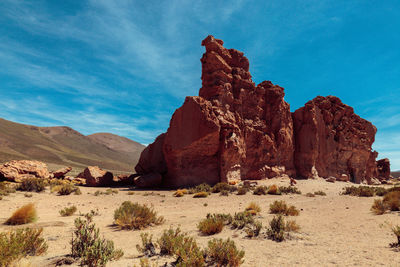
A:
0;0;399;169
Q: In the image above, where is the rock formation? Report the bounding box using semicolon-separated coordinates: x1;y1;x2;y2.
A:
135;35;388;187
51;166;72;179
0;160;50;182
377;158;391;180
77;166;113;187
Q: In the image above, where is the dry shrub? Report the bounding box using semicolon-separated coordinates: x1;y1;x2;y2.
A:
371;199;387;215
206;238;245;267
113;201;164;230
390;225;400;248
198;215;225;235
188;183;211;194
193;191;208;198
59;206;77;217
71;214;123;266
173;189;187;197
0;228;48;267
285;220;300;232
269;200;299;216
212;182;232;193
267;215;286;242
136;233;156;257
279;186;301;194
17;178;46;192
253;186;268;195
52;184;81;195
0;182;16;196
245;221;262;238
306;193;315;197
383;191;400;211
5;204;37;225
341;186;375;197
245;202;261;214
267;185;281;195
314;190;326;196
231;212;254;229
219;190;229;196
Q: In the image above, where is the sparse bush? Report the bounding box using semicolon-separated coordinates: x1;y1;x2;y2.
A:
341;186;375;197
245;221;262;238
5;203;37;225
390;225;400;248
188;183;211;194
94;190;101;196
279;186;301;195
269;200;299;216
237;186;248;195
0;182;16;196
60;206;77;217
371;199;387;215
285;220;300;232
17;178;46;192
0;228;48;267
206;238;245;267
52;184;81;195
136;233;156;257
267;215;286;242
71;214;123;266
253;186;267;195
306;192;315;197
193;192;208;198
24;193;33;198
383;191;400;211
245;202;261;215
219;190;229;196
157;228;185;256
314;190;326;196
231;212;254;229
198;215;225;235
267;185;281;195
113;201;164;230
212;182;231;193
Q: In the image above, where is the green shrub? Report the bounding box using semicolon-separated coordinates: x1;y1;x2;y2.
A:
188;183;211;194
198;215;225;235
71;214;123;266
219;190;229;196
206;238;245;267
136;233;156;257
17;178;46;192
113;201;164;230
253;186;267;195
193;192;208;198
267;185;281;195
231;212;254;229
237;186;248;195
212;182;231;193
269;200;299;216
267;215;286;242
60;206;78;217
5;203;37;225
279;186;301;194
52;184;81;195
341;186;375;197
0;182;16;196
0;228;48;267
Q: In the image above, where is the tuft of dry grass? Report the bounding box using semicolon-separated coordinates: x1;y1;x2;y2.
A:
245;202;261;215
113;201;164;230
206;238;245;267
314;190;326;196
193;191;208;198
173;189;187;197
267;185;281;195
59;206;78;217
383;191;400;211
279;186;301;194
253;186;268;195
269;200;299;216
198;215;225;235
5;204;37;225
51;184;81;195
237;186;248;195
0;228;48;267
371;199;387;215
306;192;315;197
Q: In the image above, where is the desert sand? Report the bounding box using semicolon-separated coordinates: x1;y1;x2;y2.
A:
1;178;400;266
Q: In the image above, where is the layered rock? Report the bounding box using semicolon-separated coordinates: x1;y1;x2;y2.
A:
135;35;387;187
0;160;50;182
77;166;113;187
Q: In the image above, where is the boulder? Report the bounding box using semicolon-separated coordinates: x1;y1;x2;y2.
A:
113;174;135;186
77;166;113;187
51;166;72;178
377;158;390;180
293;96;378;184
134;173;162;188
0;160;50;182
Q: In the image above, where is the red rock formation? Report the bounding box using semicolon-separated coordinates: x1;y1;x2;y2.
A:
377;158;391;180
77;166;113;187
0;160;50;182
51;166;72;178
293;96;377;183
135;35;386;187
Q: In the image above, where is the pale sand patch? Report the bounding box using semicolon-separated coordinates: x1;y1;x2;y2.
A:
1;178;399;266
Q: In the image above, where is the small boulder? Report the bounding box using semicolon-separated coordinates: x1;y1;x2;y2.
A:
337;174;350;182
0;160;50;182
77;166;113;187
51;166;72;179
326;176;336;183
134;173;162;188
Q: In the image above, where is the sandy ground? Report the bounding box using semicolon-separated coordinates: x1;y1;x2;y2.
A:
1;178;400;267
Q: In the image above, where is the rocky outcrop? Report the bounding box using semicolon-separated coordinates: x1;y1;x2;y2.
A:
135;35;387;187
0;160;50;182
77;166;113;187
51;166;72;178
377;158;391;180
293;96;378;184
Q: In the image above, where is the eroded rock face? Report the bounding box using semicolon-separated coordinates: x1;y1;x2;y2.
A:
0;160;50;182
135;35;386;187
77;166;113;187
377;158;391;180
293;96;377;183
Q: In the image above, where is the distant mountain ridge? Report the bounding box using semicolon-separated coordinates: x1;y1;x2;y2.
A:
0;118;145;172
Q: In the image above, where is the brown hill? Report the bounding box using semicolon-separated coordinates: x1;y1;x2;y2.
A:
0;118;145;172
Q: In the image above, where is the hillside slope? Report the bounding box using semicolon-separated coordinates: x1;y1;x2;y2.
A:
0;118;145;172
